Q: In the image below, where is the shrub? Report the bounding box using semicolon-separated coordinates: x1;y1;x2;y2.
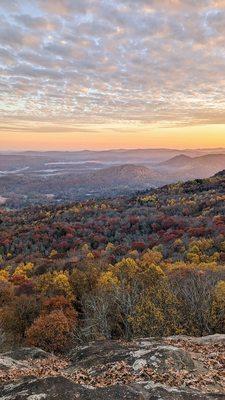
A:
26;310;75;353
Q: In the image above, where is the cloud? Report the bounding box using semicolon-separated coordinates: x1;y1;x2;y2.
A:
37;0;90;15
14;14;61;31
0;22;24;47
0;0;225;133
0;0;20;12
0;48;16;65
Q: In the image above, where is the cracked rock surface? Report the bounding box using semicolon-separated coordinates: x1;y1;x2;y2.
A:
0;335;225;399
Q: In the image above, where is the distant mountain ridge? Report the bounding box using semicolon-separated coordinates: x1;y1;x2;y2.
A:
1;150;225;208
161;153;225;167
159;154;192;167
160;153;225;179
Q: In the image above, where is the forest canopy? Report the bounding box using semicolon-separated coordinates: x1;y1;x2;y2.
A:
0;171;225;352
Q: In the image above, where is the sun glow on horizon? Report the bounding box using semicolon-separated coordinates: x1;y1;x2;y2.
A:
1;124;225;151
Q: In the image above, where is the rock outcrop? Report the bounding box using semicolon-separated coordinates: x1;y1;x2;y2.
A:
0;335;224;400
2;347;49;361
2;376;225;400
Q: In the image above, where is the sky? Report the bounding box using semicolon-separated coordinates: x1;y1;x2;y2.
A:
0;0;225;150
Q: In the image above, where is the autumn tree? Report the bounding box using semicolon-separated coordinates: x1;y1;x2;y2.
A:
37;270;74;301
41;295;77;327
26;310;75;353
1;295;39;344
130;283;180;336
211;281;225;332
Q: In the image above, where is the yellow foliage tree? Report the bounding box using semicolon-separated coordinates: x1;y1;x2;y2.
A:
0;269;9;282
12;262;34;280
113;258;139;285
82;243;89;253
105;242;115;252
49;249;58;258
98;271;119;290
211;281;225;332
86;252;94;259
141;249;163;266
37;271;74;301
130;284;180;337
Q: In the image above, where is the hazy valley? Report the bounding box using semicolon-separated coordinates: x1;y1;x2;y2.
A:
1;148;225;208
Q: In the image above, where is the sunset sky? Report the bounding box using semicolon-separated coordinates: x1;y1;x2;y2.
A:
1;0;225;150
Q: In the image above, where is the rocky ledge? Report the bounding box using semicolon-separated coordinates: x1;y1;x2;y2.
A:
0;335;224;399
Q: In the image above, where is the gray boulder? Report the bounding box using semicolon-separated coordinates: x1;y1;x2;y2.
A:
0;347;50;372
0;376;224;400
0;355;27;372
144;344;195;372
69;339;138;368
0;376;145;400
168;334;225;345
70;339;195;372
2;347;50;361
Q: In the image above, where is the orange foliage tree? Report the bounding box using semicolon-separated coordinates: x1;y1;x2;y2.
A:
26;309;76;353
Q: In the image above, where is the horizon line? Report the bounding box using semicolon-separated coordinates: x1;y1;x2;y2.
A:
1;147;225;153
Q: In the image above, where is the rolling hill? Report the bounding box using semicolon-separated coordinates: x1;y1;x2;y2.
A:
160;153;225;179
83;164;165;188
